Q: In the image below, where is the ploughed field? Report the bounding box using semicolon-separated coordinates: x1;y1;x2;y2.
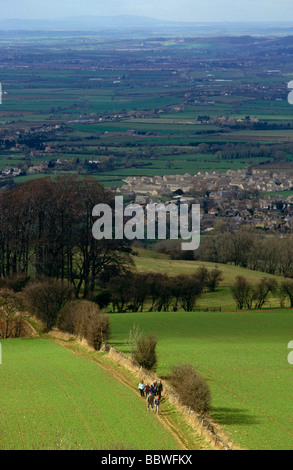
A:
109;309;293;450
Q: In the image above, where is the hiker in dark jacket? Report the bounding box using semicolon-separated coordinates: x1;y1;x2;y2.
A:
147;393;154;411
154;395;160;414
156;380;163;399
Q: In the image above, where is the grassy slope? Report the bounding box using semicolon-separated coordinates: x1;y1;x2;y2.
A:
0;338;192;450
106;249;293;449
109;309;293;451
133;248;286;311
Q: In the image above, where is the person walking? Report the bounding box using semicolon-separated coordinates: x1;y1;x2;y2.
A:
147;392;154;411
154;395;160;414
156;380;163;400
145;384;150;398
149;384;156;397
138;380;146;398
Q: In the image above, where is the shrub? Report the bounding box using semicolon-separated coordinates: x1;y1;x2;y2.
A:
132;334;158;371
206;267;224;292
94;290;112;309
21;278;73;332
0;288;25;339
170;363;211;415
0;275;31;293
126;323;143;357
6;275;31;293
58;300;110;350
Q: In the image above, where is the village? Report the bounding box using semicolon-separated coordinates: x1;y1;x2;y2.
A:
116;169;293;233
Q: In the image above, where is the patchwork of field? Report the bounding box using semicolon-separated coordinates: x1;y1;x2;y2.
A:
1;34;293;187
109;309;293;450
1;32;293;452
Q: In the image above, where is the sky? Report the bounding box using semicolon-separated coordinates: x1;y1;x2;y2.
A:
0;0;293;23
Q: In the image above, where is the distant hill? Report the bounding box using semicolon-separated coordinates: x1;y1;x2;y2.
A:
0;15;178;31
0;16;292;36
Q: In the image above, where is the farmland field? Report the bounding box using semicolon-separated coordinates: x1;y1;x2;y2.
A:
109;309;293;450
0;338;199;450
1;33;293;188
1;28;293;453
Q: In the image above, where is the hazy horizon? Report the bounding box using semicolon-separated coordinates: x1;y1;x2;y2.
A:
1;0;293;23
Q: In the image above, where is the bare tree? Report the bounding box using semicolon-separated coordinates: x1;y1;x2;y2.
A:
206;267;224;292
280;280;293;308
253;278;278;309
231;276;254;310
21;279;73;332
126;323;143;357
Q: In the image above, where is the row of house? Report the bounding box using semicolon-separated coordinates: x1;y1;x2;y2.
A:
116;169;293;233
117;169;293;198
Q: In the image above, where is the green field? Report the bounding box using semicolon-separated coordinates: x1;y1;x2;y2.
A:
1;36;293;188
0;338;188;450
109;309;293;450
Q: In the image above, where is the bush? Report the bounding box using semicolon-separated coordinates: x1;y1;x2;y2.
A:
58;300;110;350
21;278;73;332
170;363;211;415
6;275;31;293
132;334;158;371
206;267;224;292
0;275;31;293
0;288;25;339
94;290;112;309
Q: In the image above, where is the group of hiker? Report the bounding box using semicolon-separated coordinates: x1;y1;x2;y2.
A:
138;380;163;414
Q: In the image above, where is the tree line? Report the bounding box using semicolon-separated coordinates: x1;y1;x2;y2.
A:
198;226;293;278
231;276;293;310
0;176;132;299
102;267;223;313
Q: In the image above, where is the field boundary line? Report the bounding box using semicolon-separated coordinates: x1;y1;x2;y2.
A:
101;343;238;451
47;331;238;450
50;336;190;450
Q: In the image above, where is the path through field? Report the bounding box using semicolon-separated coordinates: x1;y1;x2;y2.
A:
109;309;293;450
0;338;208;450
54;338;210;451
